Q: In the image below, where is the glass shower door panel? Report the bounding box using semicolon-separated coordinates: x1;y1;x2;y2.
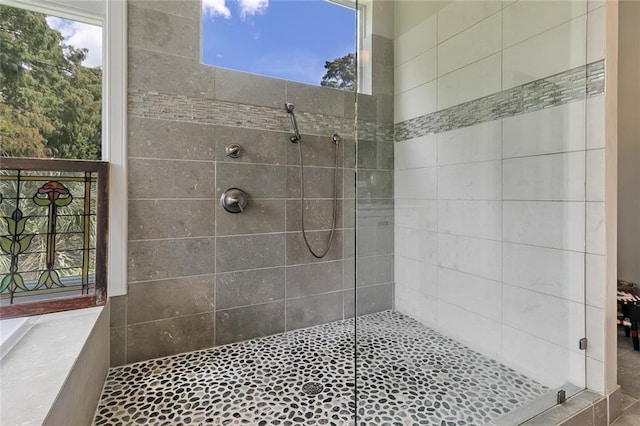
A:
355;0;593;424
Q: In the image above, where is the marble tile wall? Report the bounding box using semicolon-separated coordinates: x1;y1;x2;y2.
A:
393;0;606;392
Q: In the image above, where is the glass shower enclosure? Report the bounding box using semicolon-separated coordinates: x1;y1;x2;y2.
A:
354;0;593;424
91;0;601;424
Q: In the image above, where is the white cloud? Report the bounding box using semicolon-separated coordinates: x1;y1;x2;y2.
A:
238;0;269;19
203;0;231;19
46;17;102;68
203;0;269;21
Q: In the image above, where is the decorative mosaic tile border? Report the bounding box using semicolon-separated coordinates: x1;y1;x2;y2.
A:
128;91;394;143
395;59;605;142
128;59;604;145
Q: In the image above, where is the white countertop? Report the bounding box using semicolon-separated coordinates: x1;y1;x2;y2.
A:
0;307;103;426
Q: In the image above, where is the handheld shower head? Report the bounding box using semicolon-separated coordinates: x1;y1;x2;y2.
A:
284;102;295;114
284;102;301;143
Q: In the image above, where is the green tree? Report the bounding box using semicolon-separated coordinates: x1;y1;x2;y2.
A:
320;52;356;91
0;5;101;159
0;98;49;157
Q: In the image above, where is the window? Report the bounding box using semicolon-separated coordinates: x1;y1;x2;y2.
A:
202;0;359;90
0;0;126;315
0;5;103;160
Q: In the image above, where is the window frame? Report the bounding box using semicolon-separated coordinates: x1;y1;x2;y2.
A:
201;0;364;92
2;0;128;298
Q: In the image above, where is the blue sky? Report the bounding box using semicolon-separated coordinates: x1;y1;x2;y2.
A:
202;0;356;86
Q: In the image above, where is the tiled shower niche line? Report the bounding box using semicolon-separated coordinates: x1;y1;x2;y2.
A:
127;90;395;144
94;311;547;426
395;60;605;141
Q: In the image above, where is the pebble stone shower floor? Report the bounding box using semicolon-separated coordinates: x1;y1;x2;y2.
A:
94;311;548;426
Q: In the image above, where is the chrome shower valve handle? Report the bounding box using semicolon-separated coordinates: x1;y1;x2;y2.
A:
225;143;241;158
220;188;248;213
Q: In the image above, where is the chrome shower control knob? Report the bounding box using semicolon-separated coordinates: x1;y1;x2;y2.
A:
225;143;241;158
220;188;248;213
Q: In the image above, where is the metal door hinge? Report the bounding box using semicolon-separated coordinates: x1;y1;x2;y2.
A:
557;389;567;404
579;338;588;350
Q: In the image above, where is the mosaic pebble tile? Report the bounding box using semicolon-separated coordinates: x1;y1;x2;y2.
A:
94;311;547;425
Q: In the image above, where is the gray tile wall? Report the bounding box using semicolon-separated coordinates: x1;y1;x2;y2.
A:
354;33;395;318
110;0;394;366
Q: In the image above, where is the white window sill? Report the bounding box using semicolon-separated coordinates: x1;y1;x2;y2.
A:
0;307;105;426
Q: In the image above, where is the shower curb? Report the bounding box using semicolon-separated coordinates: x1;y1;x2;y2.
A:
488;388;621;426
